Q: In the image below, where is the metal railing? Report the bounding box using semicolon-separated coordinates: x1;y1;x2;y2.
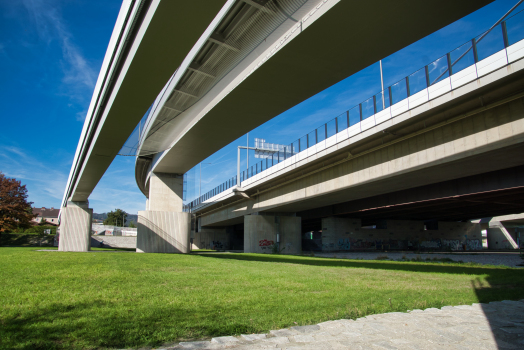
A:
183;9;524;212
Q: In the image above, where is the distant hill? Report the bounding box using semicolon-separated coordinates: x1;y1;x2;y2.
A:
93;213;138;226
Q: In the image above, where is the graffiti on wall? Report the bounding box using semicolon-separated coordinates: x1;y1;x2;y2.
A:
259;239;274;247
442;239;461;251
465;239;482;251
338;238;350;250
212;241;224;250
419;239;442;249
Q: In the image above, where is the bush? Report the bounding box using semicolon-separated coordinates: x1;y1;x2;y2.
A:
23;225;57;235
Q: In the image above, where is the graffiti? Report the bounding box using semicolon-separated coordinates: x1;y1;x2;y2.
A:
259;239;274;247
419;239;441;249
465;239;482;251
347;239;375;250
442;239;461;251
212;241;224;250
374;239;407;250
338;238;350;250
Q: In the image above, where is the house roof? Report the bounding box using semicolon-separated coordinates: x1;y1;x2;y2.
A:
33;207;60;218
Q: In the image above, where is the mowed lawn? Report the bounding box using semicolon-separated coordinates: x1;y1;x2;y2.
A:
1;248;524;349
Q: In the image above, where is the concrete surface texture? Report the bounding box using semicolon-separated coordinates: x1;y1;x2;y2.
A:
244;215;301;254
155;300;524;349
136;172;191;253
58;201;92;252
320;218;482;252
90;236;136;249
136;211;191;253
148;173;184;212
313;252;524;268
192;227;229;250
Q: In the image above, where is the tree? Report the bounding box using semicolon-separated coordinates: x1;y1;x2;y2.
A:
128;221;136;228
0;172;35;233
103;209;127;227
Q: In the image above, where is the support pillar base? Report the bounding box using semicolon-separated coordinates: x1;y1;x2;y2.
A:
137;211;191;253
58;201;92;252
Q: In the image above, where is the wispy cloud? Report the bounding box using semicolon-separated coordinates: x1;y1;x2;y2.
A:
0;146;69;207
21;0;97;115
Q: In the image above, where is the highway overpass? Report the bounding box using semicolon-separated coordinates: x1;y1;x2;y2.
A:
59;0;500;252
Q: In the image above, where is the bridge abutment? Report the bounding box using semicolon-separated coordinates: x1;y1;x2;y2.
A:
244;214;301;254
137;172;190;253
58;201;93;252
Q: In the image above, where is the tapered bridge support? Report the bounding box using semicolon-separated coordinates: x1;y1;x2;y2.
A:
58;201;93;252
137;172;191;253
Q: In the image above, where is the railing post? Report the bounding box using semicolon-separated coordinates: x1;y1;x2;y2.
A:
237;146;240;187
388;86;393;106
298;138;301;152
307;133;310;148
277;151;280;163
472;39;478;63
324;123;328;139
335;118;338;133
425;65;430;87
284;146;287;160
315;129;318;143
446;52;452;76
405;76;410;97
346;110;350;127
359;103;362;121
373;95;377;114
290;143;293;156
502;21;509;48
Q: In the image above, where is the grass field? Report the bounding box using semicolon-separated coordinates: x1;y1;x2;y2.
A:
1;247;523;350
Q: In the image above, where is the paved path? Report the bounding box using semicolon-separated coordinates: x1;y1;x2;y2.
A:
312;252;524;268
161;300;524;350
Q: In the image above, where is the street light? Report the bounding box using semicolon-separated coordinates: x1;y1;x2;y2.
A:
199;162;212;198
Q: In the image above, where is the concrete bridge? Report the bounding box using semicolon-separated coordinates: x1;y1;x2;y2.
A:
59;0;524;253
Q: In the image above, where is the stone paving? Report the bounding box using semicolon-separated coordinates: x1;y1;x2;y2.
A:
159;300;524;350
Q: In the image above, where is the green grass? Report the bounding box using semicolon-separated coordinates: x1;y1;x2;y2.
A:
1;248;523;350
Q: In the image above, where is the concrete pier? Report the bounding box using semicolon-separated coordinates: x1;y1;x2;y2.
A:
137;172;191;253
58;201;93;252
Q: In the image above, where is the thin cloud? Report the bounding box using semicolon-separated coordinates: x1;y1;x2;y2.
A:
21;0;97;114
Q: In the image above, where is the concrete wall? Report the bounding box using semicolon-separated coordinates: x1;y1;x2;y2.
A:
244;215;301;254
137;211;190;253
91;236;136;249
191;227;229;250
319;217;482;251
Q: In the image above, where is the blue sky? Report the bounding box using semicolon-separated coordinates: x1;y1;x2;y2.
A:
0;0;522;214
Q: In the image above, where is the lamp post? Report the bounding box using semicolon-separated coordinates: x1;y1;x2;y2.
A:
199;162;212;198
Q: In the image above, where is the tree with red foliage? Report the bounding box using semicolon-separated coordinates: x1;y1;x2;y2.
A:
0;172;35;233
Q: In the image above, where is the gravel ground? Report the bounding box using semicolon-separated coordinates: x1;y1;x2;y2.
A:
308;251;524;268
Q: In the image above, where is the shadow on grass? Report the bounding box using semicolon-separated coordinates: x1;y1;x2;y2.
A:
196;252;516;275
199;253;524;301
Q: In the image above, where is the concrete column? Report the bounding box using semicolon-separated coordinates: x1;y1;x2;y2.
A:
244;215;301;254
487;222;518;250
137;172;191;253
58;201;93;252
